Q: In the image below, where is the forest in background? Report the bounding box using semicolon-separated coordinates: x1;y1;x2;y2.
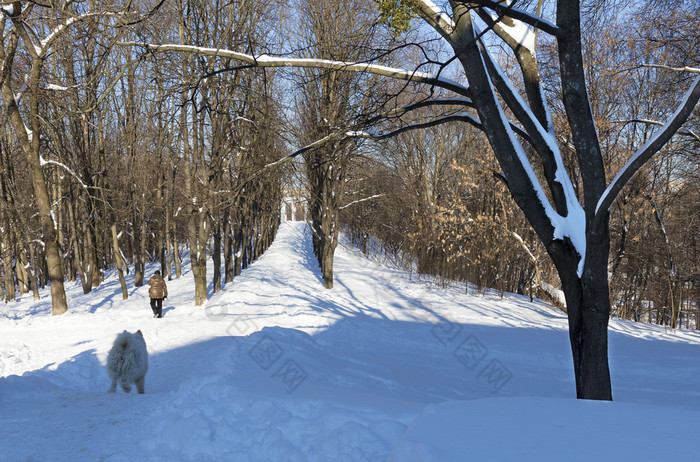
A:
0;0;698;331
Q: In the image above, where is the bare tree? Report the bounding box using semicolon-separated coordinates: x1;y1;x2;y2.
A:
0;1;163;313
0;2;83;314
126;0;699;399
293;0;387;288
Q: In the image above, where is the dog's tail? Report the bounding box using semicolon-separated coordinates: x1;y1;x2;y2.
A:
108;333;130;374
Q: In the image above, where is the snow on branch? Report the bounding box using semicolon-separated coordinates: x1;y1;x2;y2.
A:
478;35;552;150
340;194;385;210
264;130;344;170
510;230;537;264
477;29;578;217
236;109;490;200
45;83;70;91
595;76;700;218
613;119;700;142
39;15;81;54
471;24;587;275
0;4;14;16
477;6;536;52
470;0;561;37
9;7;124;59
414;0;455;39
641;64;700;74
118;42;471;97
39;156;89;190
348;111;486;140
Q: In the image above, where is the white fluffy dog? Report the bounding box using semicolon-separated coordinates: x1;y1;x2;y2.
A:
106;330;148;394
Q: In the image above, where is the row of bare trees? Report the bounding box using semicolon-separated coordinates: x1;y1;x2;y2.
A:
340;1;699;332
0;0;697;400
0;1;284;311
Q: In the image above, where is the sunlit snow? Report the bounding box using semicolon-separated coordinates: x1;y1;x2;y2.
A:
1;222;698;460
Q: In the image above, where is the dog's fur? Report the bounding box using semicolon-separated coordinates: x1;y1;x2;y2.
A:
106;330;148;394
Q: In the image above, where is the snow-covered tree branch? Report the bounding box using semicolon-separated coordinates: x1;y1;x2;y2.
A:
595;76;700;218
118;42;471;97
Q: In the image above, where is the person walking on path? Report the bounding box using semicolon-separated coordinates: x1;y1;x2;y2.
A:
148;270;168;318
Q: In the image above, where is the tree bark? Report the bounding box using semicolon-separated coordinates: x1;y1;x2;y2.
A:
449;1;614;399
224;210;234;283
0;55;68;314
212;219;222;293
111;224;129;300
0;208;14;302
555;220;613;400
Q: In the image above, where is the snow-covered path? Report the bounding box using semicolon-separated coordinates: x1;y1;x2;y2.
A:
1;221;699;461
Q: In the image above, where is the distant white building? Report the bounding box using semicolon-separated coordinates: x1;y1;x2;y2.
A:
281;191;308;221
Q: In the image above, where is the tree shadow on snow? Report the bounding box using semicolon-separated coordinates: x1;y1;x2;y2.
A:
0;349;104;395
5;318;699;413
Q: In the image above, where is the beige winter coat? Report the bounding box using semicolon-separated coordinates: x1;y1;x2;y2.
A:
148;274;168;299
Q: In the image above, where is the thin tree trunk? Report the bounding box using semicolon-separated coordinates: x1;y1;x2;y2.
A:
29;243;40;300
224;211;234;283
139;219;147;281
111;224;129;300
212;219;222;293
16;245;28;296
1;213;14;302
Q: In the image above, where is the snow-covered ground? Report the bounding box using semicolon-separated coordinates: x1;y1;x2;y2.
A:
1;221;699;461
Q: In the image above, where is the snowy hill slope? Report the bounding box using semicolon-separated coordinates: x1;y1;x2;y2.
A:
1;221;699;461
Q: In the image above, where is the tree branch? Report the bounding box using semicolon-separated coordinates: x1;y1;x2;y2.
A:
477;34;570;215
413;0;455;41
640;64;700;74
613;118;700;142
467;0;562;37
350;111;486;140
118;42;471;97
340;194;385;210
595;76;700;219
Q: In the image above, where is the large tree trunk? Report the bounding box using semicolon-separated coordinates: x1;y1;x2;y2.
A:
448;2;615;399
233;214;243;277
79;212;96;294
28;156;68;315
570;291;612;400
16;245;28;296
0;49;68;313
307;155;343;289
188;211;209;306
556;1;613;400
320;240;335;289
133;217;145;287
165;207;173;280
556;227;613;400
18;59;68;314
67;197;90;294
319;176;339;289
173;236;182;279
168;165;181;279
